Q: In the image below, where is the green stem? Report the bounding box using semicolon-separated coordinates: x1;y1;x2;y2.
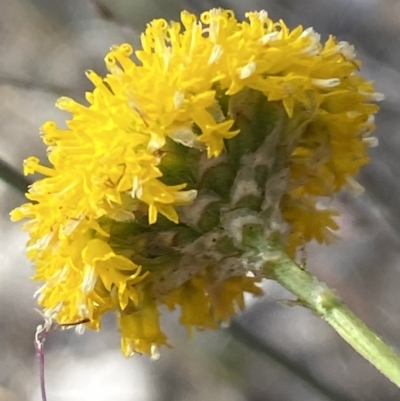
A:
266;253;400;387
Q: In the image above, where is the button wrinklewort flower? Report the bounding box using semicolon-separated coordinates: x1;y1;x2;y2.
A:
11;9;380;358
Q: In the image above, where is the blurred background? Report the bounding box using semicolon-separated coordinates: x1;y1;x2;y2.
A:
1;0;400;400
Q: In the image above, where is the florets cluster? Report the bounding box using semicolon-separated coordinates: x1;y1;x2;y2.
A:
12;9;380;356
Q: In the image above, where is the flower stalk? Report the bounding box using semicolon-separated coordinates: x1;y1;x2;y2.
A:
267;252;400;387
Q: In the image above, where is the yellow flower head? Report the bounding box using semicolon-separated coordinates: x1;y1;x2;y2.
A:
12;9;380;357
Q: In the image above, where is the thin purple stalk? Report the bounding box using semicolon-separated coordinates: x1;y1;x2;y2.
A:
33;317;90;401
34;324;51;401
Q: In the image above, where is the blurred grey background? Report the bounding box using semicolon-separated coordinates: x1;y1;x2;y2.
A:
1;0;400;400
